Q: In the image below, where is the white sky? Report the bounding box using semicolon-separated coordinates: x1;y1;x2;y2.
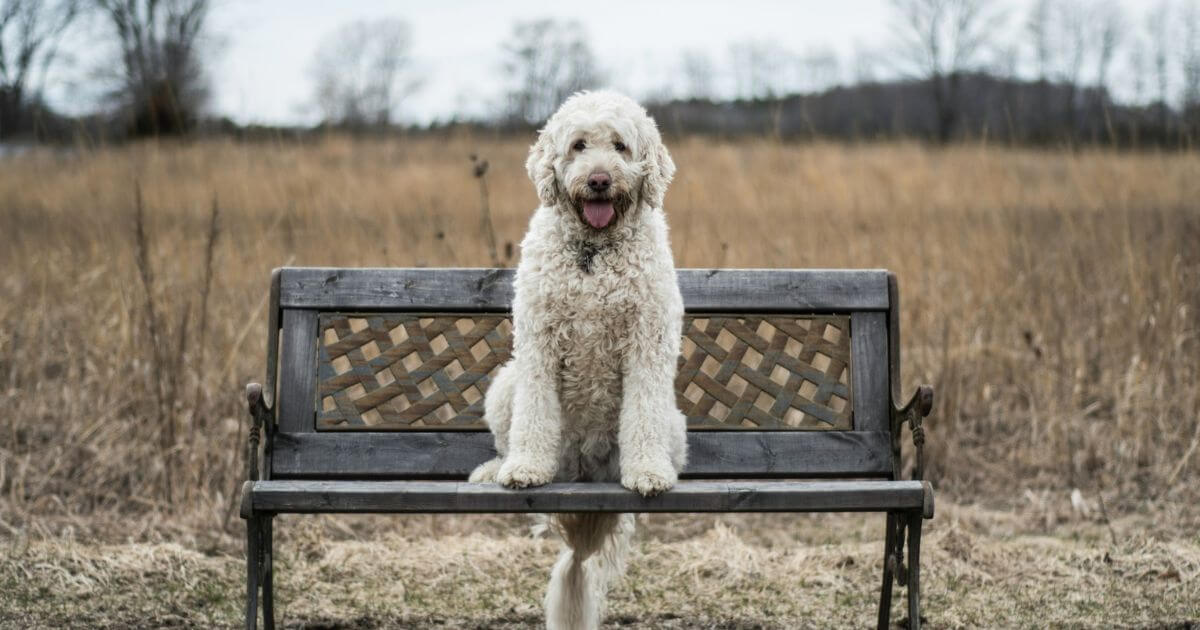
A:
50;0;1176;126
208;0;901;125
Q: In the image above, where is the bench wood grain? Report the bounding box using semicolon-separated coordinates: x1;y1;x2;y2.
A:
248;479;930;514
279;267;890;312
270;430;895;479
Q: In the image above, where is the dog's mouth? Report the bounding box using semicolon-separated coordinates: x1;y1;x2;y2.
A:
574;193;630;230
582;199;615;229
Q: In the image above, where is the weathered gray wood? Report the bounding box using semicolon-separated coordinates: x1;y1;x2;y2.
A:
270;431;894;479
877;512;898;630
685;430;892;477
263;268;282;411
261;517;274;630
908;512;923;630
282;268;513;312
248;479;928;514
679;268;889;312
888;272;902;404
276;309;319;434
851;311;890;434
278;268;890;313
245;516;259;630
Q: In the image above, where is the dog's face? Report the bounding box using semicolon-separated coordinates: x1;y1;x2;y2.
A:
526;91;675;231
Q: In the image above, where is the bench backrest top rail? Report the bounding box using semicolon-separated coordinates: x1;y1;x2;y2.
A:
267;267;897;481
278;267;890;312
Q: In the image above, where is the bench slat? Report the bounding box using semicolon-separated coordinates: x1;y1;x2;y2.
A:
248;479;928;514
270;431;893;479
277;309;319;434
850;311;890;432
278;268;890;312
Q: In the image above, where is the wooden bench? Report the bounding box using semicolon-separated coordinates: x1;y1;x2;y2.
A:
239;267;934;629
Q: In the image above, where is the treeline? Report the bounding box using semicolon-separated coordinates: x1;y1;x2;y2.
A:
2;0;1200;147
647;74;1199;147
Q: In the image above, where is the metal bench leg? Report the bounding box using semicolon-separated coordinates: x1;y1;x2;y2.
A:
877;512;897;630
906;512;923;630
245;515;261;630
262;516;275;630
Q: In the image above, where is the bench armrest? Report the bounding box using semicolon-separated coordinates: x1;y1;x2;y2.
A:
891;385;933;481
245;382;274;481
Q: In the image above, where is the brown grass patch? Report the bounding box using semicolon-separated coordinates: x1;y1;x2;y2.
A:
3;135;1198;536
2;504;1196;628
0;135;1198;623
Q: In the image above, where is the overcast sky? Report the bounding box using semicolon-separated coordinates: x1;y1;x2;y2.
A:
207;0;903;125
53;0;1175;126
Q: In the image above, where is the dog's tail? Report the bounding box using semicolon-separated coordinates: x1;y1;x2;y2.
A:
544;512;635;630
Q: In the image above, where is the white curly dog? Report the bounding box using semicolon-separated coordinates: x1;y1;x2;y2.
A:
468;90;688;629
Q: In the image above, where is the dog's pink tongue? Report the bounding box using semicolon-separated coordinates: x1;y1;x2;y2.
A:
583;200;615;228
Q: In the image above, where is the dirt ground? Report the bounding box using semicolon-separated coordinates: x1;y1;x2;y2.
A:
3;501;1196;629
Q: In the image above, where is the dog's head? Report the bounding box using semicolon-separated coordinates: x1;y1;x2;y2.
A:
525;90;675;230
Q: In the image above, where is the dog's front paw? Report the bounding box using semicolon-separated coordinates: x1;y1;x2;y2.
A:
468;457;504;483
497;458;556;489
621;464;677;497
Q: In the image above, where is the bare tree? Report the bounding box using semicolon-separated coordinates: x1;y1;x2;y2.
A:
728;39;792;99
889;0;1006;142
1128;35;1149;105
1026;0;1057;134
501;19;602;125
1057;0;1088;124
94;0;210;136
1182;0;1200;118
309;18;421;128
1053;0;1124;131
678;49;715;100
986;41;1020;80
1092;2;1123;96
799;46;840;94
1028;0;1053;83
852;44;880;84
1147;1;1172;131
1025;0;1123;138
1091;1;1124;139
0;0;81;136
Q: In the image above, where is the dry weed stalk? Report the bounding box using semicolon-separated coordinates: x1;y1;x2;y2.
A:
471;153;501;267
132;184;177;501
188;197;220;505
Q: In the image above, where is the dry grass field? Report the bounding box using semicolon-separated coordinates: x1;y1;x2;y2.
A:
1;134;1198;627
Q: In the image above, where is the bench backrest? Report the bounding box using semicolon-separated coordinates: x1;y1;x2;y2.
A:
262;268;902;480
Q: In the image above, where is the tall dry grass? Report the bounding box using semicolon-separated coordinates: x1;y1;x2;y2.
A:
0;134;1197;539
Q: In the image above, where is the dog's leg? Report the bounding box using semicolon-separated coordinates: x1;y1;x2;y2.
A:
497;332;563;488
470;363;517;483
467;457;503;483
618;310;688;497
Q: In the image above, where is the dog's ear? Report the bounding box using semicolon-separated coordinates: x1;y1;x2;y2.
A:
639;123;676;210
526;128;560;207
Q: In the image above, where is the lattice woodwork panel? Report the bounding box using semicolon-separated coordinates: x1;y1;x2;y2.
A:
675;316;853;430
316;314;513;429
315;314;852;430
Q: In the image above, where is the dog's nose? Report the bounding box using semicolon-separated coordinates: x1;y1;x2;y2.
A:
587;172;611;192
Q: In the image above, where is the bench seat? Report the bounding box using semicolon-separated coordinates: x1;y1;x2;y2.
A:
244;479;934;516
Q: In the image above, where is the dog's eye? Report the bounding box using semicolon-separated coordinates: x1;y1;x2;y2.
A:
573;140;586;151
614;141;627;152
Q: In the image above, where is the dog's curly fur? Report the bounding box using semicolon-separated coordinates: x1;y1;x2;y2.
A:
467;90;687;629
